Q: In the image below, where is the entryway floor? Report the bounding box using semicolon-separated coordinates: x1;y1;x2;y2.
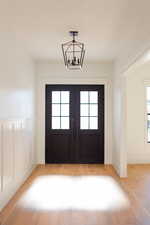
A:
1;164;150;225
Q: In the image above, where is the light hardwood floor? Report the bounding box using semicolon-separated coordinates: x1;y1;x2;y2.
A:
1;164;150;225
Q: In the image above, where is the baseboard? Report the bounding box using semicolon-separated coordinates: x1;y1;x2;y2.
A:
127;153;150;164
113;161;120;175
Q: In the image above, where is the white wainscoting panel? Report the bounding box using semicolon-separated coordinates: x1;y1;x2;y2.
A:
0;118;35;211
2;121;14;191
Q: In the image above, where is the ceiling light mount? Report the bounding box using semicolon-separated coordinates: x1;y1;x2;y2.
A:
62;31;85;70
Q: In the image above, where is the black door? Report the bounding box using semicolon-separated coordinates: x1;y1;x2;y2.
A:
45;85;104;163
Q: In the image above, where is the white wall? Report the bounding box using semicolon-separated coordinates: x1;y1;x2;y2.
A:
112;74;127;177
126;62;150;163
113;35;150;177
0;33;36;211
36;61;113;166
115;40;150;76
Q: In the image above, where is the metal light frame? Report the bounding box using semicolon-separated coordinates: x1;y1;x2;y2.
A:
62;31;85;70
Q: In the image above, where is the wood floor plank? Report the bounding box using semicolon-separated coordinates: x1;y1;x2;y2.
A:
1;164;150;225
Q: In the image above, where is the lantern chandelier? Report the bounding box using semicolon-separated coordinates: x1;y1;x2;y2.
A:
62;31;85;70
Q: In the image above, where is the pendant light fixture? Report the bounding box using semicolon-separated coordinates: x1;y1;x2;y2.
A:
62;31;85;70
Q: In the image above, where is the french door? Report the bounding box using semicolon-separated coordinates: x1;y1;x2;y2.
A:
45;85;104;163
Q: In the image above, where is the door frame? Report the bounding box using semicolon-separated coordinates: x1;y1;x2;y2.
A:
45;84;105;164
37;76;112;165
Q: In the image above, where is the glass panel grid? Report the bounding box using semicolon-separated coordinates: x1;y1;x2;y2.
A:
80;104;89;116
90;104;98;116
52;91;60;103
61;91;70;103
52;104;60;116
61;117;69;129
52;117;60;129
90;91;98;103
80;117;89;129
90;117;98;129
61;104;69;116
80;91;98;130
80;91;89;103
51;91;70;129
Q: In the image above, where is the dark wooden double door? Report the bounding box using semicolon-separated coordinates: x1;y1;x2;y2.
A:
46;85;104;164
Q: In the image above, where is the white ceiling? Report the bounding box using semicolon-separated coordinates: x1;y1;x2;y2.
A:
1;0;150;62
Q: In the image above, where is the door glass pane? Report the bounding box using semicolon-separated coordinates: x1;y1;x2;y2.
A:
90;117;98;129
80;117;88;129
52;117;60;129
52;104;60;116
80;91;89;103
61;117;69;129
51;91;70;130
61;104;69;116
52;91;60;103
80;104;89;116
90;104;98;116
90;91;98;103
80;91;99;130
61;91;69;103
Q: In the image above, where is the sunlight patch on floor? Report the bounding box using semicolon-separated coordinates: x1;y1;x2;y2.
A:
21;175;130;211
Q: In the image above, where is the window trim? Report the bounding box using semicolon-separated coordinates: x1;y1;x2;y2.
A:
144;82;150;144
44;80;111;166
147;113;150;143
